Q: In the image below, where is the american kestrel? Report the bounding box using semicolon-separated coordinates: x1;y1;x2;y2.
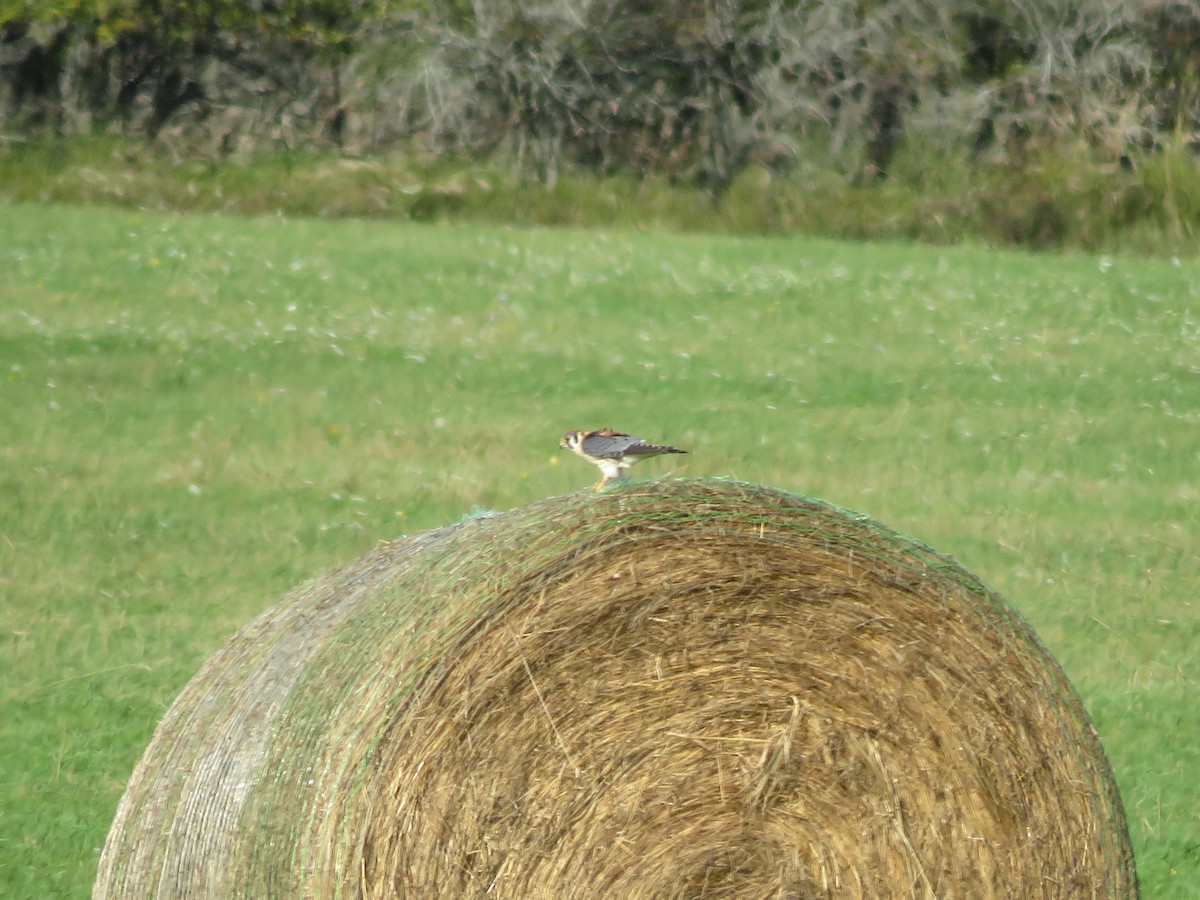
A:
559;428;687;489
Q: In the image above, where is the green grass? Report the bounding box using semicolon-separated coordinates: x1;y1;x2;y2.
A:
2;135;1198;257
1;202;1197;896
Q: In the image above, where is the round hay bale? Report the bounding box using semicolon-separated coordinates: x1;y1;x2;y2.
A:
95;479;1137;898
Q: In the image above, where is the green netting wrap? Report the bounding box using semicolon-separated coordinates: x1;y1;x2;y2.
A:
94;479;1137;898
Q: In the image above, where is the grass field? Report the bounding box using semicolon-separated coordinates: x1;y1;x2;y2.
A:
2;202;1197;896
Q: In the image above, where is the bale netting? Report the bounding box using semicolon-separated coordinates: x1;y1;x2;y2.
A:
96;478;1137;899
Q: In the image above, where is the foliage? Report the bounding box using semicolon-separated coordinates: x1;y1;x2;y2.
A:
1;0;1198;198
410;0;961;190
0;0;400;144
1;133;1196;256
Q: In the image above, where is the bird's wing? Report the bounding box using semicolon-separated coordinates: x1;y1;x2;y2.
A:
579;432;639;459
621;440;685;457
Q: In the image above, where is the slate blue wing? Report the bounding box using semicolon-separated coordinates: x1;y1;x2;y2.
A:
579;431;639;460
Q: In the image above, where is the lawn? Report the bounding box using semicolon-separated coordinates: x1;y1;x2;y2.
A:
1;203;1196;896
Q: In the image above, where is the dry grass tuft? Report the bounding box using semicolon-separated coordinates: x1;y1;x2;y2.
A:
95;479;1137;898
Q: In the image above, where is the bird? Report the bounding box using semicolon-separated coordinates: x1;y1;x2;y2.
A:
559;428;687;489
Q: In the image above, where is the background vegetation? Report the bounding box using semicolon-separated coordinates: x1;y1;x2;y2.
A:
2;203;1197;896
2;130;1198;256
2;1;1199;253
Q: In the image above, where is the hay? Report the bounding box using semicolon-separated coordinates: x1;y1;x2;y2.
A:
95;479;1137;898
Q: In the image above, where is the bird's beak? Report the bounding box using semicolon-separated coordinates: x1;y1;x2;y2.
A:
559;438;570;449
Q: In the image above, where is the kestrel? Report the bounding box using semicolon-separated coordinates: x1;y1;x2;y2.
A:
560;428;687;489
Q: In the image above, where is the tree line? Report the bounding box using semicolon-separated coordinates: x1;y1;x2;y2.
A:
2;1;1197;193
